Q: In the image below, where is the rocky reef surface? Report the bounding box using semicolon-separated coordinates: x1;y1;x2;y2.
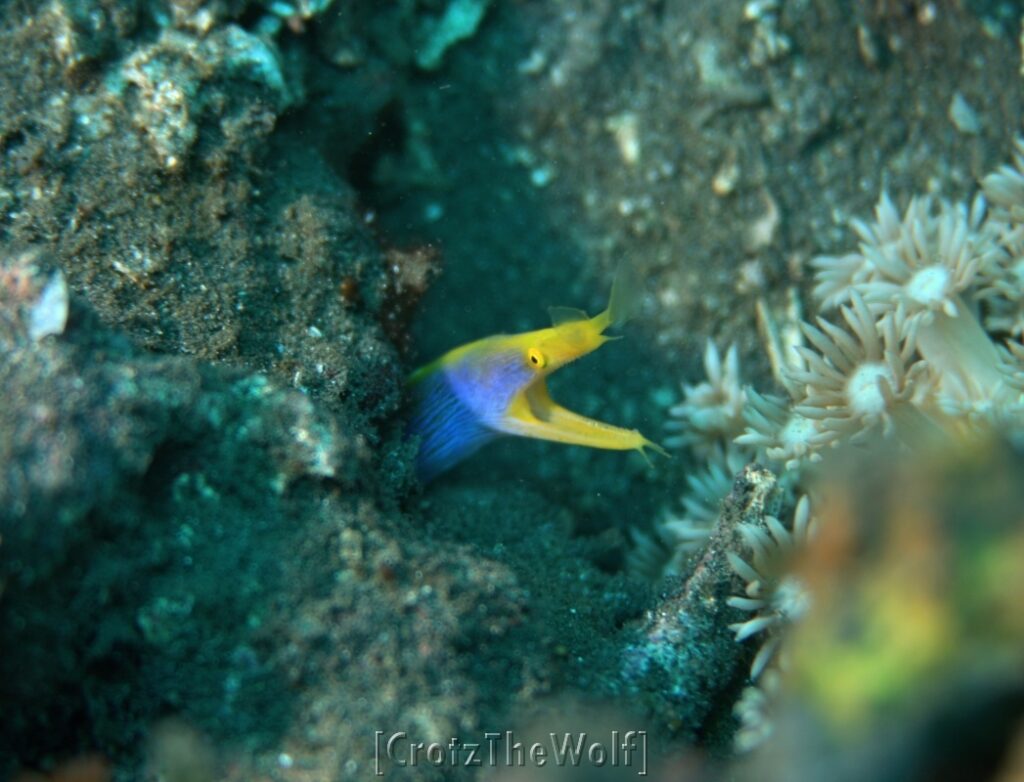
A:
2;1;1023;780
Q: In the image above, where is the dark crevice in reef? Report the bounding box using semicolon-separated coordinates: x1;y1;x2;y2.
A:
346;99;409;200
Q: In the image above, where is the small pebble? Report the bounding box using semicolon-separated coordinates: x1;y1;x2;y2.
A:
605;112;641;166
949;92;981;135
530;165;554;187
424;202;444;222
29;271;69;341
712;156;740;197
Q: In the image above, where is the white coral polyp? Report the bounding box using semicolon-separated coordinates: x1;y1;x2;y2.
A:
983;137;1024;223
727;496;817;680
790;293;920;442
812;252;871;310
812;192;998;323
680;445;746;521
666;340;746;452
777;414;825;461
906;265;955;314
734;671;781;752
736;389;830;470
845;361;896;417
861;197;988;319
978;237;1024;338
772;576;811;624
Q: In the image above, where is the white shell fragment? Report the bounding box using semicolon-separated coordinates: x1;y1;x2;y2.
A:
949;91;981;135
29;270;69;341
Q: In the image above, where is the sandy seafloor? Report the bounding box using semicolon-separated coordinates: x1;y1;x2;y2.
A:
2;1;1024;780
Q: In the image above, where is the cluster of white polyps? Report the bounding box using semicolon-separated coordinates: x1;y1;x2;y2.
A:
629;341;752;580
739;185;1024;462
642;140;1024;751
726;496;815;680
809;182;1023;425
626;444;745;579
980;138;1024;338
724;495;817;752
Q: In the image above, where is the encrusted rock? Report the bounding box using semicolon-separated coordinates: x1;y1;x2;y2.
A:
621;464;778;741
114;25;293;169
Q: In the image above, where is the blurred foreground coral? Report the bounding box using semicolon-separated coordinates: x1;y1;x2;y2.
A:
733;438;1024;782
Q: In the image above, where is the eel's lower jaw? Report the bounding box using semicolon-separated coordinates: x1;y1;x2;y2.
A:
500;380;656;452
503;380;554;427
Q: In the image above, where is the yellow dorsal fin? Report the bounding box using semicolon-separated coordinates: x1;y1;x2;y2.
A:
594;262;644;331
549;306;590;326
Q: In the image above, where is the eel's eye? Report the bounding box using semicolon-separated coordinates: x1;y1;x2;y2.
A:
527;347;546;368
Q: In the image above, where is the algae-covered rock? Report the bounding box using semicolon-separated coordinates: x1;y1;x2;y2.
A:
113;25;293;171
0;248;203;569
0;245;383;772
312;0;491;70
0;0;420;424
414;0;492;70
46;0;141;79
